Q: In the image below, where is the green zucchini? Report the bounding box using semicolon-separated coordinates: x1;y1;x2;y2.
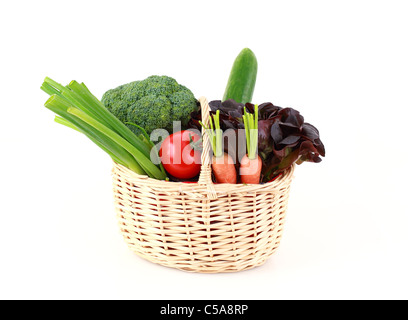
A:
223;48;258;104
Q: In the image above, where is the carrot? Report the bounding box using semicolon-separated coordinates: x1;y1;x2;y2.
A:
240;154;262;184
212;152;237;184
200;110;237;184
240;104;261;184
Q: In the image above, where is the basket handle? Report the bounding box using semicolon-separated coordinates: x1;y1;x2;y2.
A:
197;97;217;199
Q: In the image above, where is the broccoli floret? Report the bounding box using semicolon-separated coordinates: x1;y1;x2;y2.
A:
102;83;132;123
127;95;172;133
109;100;128;124
101;76;197;136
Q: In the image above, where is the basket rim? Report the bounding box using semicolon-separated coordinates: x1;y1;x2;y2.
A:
112;161;295;197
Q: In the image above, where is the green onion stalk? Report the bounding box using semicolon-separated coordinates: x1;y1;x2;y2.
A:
41;77;167;180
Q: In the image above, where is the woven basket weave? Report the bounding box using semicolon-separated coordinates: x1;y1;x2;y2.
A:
112;97;295;273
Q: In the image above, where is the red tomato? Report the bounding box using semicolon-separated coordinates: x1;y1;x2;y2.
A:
159;130;201;179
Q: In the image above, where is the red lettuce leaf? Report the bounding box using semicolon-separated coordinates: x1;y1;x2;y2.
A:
187;99;325;182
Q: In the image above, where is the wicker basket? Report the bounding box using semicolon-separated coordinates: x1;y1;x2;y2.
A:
111;97;295;273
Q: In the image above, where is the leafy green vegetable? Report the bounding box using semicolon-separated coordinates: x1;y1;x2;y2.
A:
245;102;325;181
188;99;325;182
41;77;167;180
101;75;198;136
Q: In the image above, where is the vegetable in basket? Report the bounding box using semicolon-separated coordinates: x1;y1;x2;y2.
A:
256;103;326;182
159;130;202;180
41;77;167;180
188;47;325;183
241;104;262;184
188;99;325;183
223;48;258;104
200;110;237;184
101;75;198;136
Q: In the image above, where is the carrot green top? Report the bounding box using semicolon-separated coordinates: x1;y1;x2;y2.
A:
242;104;258;160
200;110;223;158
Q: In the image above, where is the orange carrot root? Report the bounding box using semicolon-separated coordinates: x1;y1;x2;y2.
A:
212;153;237;184
240;154;262;184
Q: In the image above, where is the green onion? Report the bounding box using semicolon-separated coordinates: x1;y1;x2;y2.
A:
126;122;167;176
41;77;167;180
54;116;138;170
45;95;145;174
42;78;151;158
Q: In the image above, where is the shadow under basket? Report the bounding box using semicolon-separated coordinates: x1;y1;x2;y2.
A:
111;97;295;273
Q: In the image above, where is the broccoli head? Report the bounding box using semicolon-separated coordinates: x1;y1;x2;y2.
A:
101;76;198;136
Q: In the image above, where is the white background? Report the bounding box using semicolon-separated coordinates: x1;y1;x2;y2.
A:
1;0;407;300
